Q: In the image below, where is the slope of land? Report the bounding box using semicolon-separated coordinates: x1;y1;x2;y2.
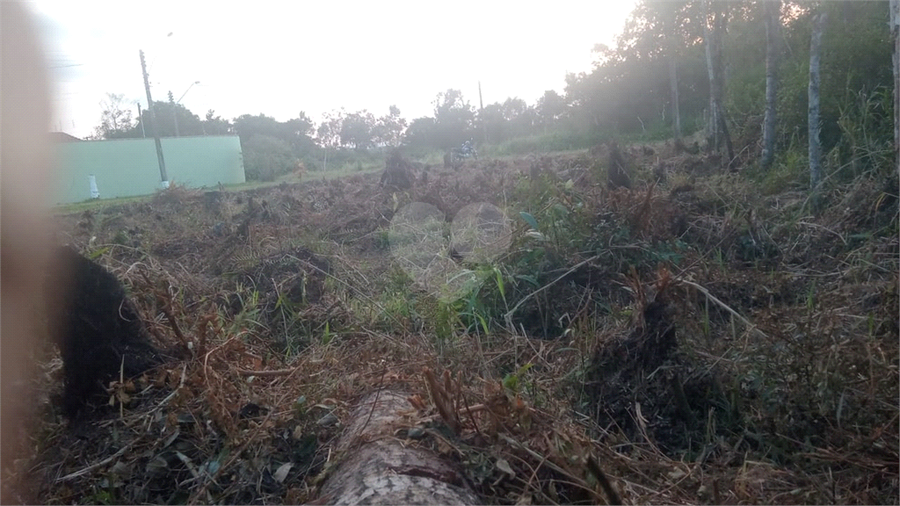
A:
6;142;897;504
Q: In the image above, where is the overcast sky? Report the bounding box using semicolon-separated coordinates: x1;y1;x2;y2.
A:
28;0;636;138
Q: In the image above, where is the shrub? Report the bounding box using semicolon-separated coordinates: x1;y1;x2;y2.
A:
242;134;296;181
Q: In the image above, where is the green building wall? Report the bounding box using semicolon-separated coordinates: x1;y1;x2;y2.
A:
50;135;245;204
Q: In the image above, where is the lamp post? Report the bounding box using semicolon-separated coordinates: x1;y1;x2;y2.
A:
173;81;200;137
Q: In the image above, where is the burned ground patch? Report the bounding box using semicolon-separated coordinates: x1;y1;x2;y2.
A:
585;292;737;457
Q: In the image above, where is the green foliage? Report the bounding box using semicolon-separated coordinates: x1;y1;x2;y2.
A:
502;363;534;393
374;105;408;147
234;113;316;156
831;86;896;180
564;0;710;140
481;97;537;144
761;147;808;194
138;101;204;138
403;117;437;149
339;110;377;150
431;89;476;150
87;0;893;186
482;130;595;157
202;109;232;135
535;90;569;132
94;93;136;139
776;2;893;156
242;134;296;181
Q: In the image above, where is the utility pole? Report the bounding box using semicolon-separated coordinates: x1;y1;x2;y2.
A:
140;49;169;188
173;101;180;137
478;81;486;144
136;102;146;138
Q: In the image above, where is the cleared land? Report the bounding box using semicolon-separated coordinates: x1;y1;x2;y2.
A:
7;143;898;504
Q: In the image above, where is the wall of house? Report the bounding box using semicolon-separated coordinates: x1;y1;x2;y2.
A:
50;135;244;204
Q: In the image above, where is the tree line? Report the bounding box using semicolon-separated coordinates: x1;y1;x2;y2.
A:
91;0;897;185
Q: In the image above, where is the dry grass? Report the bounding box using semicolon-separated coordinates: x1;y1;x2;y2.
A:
4;147;897;504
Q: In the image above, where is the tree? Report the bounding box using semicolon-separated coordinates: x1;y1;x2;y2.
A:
478;98;536;143
892;0;899;168
808;8;827;199
501;97;535;138
619;0;695;141
234;113;281;144
235;113;313;150
136;101;203;138
279;113;318;157
374;105;407;147
480;103;506;144
340;110;377;150
535;90;567;133
403;117;436;148
234;113;317;170
315;110;344;171
702;0;734;164
202;110;232;135
613;0;706;136
279;113;315;140
432;89;475;149
773;1;891;160
761;0;781;169
94;93;136;139
242;134;296;181
662;2;685;142
316;110;345;150
563;1;710;140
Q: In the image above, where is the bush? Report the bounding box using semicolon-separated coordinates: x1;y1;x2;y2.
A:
242;134;296;181
483;130;595;157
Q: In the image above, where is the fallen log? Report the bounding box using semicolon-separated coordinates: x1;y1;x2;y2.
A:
315;389;478;505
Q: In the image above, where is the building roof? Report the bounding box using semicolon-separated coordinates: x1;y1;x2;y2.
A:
48;132;83;143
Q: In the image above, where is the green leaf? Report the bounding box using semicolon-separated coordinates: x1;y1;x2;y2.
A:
515;274;539;287
502;363;533;393
519;211;539;230
493;267;506;300
477;314;489;335
88;246;111;260
516;363;534;377
322;321;333;345
502;373;518;391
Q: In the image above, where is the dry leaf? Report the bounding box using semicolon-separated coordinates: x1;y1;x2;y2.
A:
496;458;515;478
274;462;293;483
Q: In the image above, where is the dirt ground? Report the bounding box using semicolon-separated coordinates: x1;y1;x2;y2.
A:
4;143;898;504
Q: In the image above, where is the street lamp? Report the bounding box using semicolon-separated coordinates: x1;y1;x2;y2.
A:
173;81;200;137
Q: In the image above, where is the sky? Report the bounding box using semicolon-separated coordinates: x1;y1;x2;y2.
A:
27;0;637;139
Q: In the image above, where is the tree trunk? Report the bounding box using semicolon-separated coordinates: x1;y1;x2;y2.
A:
703;0;717;150
761;0;781;170
665;4;682;143
314;390;478;505
891;0;899;171
809;9;827;202
703;0;734;166
670;56;682;142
